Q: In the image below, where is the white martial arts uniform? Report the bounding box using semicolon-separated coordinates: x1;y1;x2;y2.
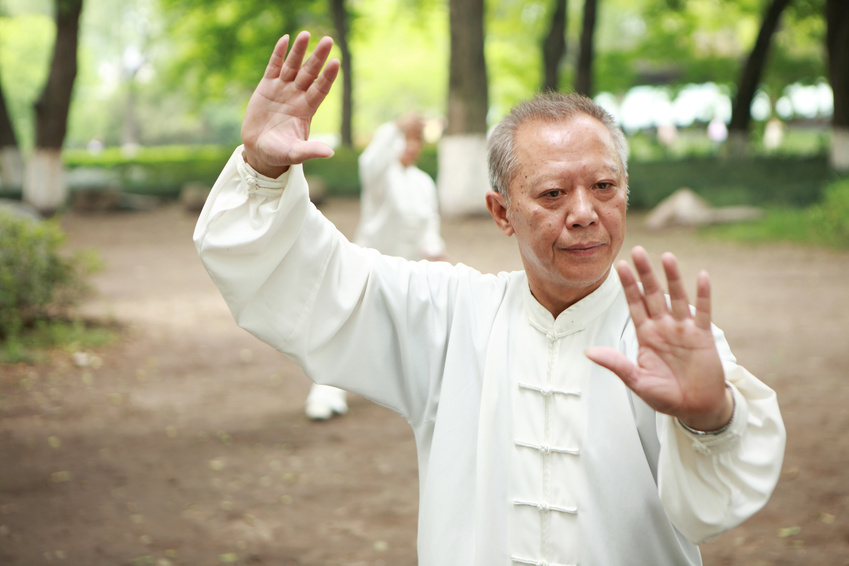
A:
354;121;445;260
194;148;786;566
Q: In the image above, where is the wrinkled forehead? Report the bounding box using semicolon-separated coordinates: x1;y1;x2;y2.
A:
512;115;623;174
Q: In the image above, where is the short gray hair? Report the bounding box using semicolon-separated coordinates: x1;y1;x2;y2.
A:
487;92;629;197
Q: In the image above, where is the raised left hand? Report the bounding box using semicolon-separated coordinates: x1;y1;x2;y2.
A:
586;246;733;432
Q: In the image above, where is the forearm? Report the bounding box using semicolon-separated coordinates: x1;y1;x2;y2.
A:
359;122;405;184
657;364;786;543
194;146;341;346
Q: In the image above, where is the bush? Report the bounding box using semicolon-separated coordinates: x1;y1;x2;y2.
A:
58;143;831;209
0;211;100;340
806;177;849;248
61;144;444;200
702;175;849;249
64;145;235;198
627;155;831;210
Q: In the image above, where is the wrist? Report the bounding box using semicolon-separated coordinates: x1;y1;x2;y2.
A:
242;147;289;179
678;384;735;435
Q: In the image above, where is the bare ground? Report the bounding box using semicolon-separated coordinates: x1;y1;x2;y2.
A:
1;197;848;566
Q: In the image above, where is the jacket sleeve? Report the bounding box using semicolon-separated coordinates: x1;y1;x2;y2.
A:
655;326;786;544
358;122;405;194
193;146;459;423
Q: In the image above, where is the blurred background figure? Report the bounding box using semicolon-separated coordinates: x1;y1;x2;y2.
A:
763;118;785;151
305;112;447;421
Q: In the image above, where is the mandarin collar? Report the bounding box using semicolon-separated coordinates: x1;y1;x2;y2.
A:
523;269;621;338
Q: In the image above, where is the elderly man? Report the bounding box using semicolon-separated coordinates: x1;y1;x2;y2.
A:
194;32;785;566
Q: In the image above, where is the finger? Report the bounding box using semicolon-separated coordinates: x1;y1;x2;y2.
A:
279;30;312;83
615;259;649;327
264;35;291;80
661;252;691;321
294;35;336;91
631;246;668;319
305;58;340;109
693;270;712;329
585;347;638;389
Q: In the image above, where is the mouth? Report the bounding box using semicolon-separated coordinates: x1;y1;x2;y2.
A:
563;242;605;252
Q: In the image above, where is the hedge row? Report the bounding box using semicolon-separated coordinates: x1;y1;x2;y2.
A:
21;145;837;210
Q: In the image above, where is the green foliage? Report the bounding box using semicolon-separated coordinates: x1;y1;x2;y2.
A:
703;176;849;249
302;144;361;197
0;211;101;343
349;0;447;133
64;145;235;196
0;12;54;150
1;317;115;364
628;154;831;210
805;177;849;247
158;0;332;105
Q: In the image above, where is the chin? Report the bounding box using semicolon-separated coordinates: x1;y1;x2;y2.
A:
560;267;611;290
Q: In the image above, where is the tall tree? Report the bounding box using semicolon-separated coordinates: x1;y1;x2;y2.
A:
438;0;490;216
727;0;793;154
574;0;598;96
445;0;488;137
826;0;849;171
542;0;569;92
330;0;353;148
0;78;23;192
23;0;84;214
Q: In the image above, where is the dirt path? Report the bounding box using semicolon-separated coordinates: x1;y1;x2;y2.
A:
1;198;848;566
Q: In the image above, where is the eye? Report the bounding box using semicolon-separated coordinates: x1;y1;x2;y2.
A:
542;189;563;198
595;182;614;190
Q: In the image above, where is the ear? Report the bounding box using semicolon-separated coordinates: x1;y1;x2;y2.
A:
486;190;515;237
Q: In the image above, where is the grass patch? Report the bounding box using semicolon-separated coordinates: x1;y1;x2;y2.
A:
702;176;849;250
1;318;118;364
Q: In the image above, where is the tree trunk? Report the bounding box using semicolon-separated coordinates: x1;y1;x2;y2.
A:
121;68;140;151
726;0;792;155
826;0;849;172
24;0;84;213
574;0;598;96
438;0;490;216
0;79;23;192
542;0;568;92
331;0;353;148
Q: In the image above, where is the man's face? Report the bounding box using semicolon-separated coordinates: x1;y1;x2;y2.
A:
486;115;628;316
400;134;423;167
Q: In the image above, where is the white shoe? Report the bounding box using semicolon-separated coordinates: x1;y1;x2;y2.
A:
305;384;348;420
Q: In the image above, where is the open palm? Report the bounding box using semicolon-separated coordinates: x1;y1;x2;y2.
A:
586;246;734;432
241;32;340;178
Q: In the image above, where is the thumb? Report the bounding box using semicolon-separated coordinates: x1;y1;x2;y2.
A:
585;347;638;386
288;140;335;164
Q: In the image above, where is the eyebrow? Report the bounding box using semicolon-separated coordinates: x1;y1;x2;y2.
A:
527;159;624;187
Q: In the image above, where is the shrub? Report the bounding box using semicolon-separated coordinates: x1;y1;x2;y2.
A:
0;211;100;340
806;177;849;248
63;145;235;198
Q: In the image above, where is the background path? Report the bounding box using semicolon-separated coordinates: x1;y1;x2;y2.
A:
1;198;847;565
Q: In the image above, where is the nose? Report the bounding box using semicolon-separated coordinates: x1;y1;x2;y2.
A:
567;187;598;227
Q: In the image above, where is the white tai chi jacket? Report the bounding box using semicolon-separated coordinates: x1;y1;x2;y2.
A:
354;122;445;260
194;147;786;566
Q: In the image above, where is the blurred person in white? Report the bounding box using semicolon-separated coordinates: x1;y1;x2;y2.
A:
194;32;785;566
305;110;446;420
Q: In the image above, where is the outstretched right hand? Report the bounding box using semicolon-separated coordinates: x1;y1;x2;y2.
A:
241;32;340;178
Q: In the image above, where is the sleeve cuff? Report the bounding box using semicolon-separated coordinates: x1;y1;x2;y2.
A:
674;382;747;454
237;149;290;192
